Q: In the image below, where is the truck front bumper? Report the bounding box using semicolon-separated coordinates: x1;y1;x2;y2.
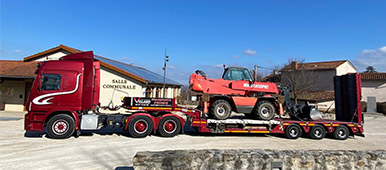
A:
24;112;45;132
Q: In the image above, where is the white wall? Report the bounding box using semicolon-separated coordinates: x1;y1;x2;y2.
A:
361;81;386;102
336;62;357;76
34;51;71;61
99;67;144;107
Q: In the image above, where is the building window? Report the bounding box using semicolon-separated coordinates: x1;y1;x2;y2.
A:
41;74;61;90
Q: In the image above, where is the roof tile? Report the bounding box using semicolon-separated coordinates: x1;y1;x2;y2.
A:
281;60;348;71
0;60;38;78
360;73;386;80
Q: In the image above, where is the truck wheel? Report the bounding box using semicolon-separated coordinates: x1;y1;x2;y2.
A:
46;114;75;139
128;116;154;138
254;101;276;120
210;100;232;120
334;125;349;140
285;124;302;139
309;125;326;140
158;116;181;137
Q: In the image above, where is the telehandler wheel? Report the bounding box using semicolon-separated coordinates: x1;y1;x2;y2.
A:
333;125;349;140
46;114;75;139
309;124;326;140
285;124;302;139
210;100;232;120
158;116;181;137
128;116;154;138
254;101;276;120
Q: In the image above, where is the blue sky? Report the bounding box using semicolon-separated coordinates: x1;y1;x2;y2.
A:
1;0;386;84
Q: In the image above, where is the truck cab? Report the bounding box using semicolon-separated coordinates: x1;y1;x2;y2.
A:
25;51;100;138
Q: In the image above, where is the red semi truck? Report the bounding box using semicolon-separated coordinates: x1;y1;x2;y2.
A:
25;51;364;140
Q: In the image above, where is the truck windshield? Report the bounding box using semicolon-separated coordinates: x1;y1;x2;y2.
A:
222;68;253;81
41;74;62;90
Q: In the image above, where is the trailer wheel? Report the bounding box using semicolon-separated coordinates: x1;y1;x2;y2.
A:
334;125;349;140
128;116;153;138
285;124;302;139
254;100;276;120
309;125;326;140
46;114;75;139
158;116;181;137
210;100;232;120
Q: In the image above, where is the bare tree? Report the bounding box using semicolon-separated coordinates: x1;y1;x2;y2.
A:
249;65;265;81
279;59;317;104
178;85;190;104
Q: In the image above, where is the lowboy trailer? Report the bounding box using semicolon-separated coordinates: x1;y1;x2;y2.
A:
25;51;364;140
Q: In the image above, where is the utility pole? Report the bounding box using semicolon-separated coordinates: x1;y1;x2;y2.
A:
162;49;169;98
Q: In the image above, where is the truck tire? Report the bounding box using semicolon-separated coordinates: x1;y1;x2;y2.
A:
333;125;349;140
46;114;75;139
309;124;326;140
285;124;302;139
210;100;232;120
158;116;181;137
254;101;276;120
128;116;154;138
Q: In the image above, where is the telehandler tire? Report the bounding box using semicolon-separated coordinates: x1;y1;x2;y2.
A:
210;100;232;120
254;101;276;120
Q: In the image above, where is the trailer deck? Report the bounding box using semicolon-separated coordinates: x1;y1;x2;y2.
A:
121;96;364;140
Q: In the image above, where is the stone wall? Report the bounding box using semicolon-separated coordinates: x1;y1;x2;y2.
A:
134;150;386;170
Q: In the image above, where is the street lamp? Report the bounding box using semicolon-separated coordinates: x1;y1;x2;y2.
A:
162;52;169;98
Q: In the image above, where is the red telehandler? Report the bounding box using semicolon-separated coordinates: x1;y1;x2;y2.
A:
189;67;282;120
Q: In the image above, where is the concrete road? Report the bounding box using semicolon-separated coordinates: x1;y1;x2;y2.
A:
0;111;385;170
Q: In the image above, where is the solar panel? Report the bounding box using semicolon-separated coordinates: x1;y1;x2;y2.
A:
94;55;182;86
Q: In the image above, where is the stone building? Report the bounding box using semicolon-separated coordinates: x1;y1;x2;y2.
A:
0;44;182;111
360;73;386;103
280;60;357;91
277;60;358;111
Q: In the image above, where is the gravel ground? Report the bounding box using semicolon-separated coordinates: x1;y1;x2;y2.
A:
0;111;385;170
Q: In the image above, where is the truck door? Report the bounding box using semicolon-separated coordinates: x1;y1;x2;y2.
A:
60;71;83;109
31;72;63;111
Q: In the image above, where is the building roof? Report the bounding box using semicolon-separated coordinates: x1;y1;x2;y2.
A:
23;44;182;86
24;44;81;62
261;73;281;82
360;73;386;81
280;60;350;72
0;60;38;78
